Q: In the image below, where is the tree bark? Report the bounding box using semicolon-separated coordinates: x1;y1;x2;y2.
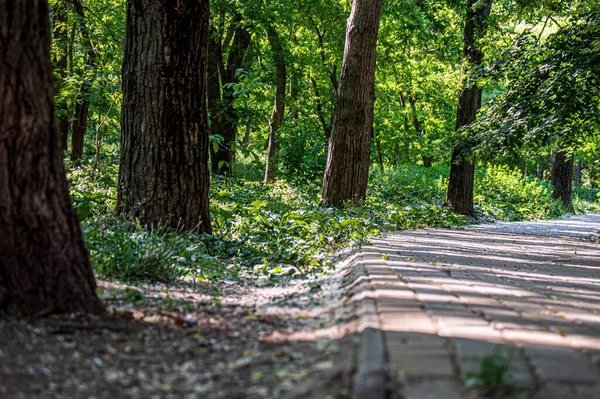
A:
446;0;494;216
551;147;574;207
51;1;71;151
71;99;89;160
264;26;287;183
117;0;212;233
0;0;104;315
321;0;383;207
208;15;251;175
70;0;97;162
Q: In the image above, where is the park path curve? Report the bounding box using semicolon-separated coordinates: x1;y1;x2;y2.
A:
349;214;600;399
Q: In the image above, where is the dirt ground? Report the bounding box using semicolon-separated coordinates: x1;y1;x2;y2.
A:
0;262;359;399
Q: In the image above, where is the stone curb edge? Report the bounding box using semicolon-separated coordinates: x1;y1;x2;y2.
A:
349;258;387;399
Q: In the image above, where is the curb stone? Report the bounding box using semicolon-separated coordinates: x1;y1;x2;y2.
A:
350;259;387;399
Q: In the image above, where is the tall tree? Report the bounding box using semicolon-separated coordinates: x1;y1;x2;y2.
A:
321;0;383;207
264;25;287;183
70;0;97;162
551;146;574;207
117;0;212;233
0;0;104;315
207;14;252;175
446;0;494;216
51;0;71;151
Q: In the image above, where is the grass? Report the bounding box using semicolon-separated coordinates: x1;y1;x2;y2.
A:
464;346;515;396
68;159;600;284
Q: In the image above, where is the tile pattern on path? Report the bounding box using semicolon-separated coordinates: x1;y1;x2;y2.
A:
354;215;600;398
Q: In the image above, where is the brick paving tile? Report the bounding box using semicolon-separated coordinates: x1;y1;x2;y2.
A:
531;383;600;399
356;215;600;398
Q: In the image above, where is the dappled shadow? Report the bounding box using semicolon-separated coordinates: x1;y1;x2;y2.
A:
351;223;600;397
470;214;600;241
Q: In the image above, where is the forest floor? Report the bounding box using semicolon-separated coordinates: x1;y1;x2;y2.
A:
1;214;599;399
0;251;361;399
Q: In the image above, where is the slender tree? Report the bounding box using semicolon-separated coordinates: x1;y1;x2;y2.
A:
207;15;252;175
551;146;574;207
117;0;212;233
321;0;383;207
264;26;287;183
446;0;493;216
51;0;71;151
70;0;97;162
0;0;104;315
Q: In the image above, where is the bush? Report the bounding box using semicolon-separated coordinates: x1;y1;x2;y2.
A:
69;158;598;283
474;165;563;221
84;217;225;283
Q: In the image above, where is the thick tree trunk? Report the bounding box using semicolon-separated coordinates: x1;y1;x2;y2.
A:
551;148;574;208
51;2;71;151
264;26;287;183
209;17;251;175
0;0;104;315
69;0;96;162
321;0;383;207
117;0;212;233
446;0;494;216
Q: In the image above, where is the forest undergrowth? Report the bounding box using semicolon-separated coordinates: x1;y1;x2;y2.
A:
68;158;600;285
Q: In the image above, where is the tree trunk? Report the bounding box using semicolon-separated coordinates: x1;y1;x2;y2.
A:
51;1;71;151
0;0;104;315
373;127;384;171
551;147;574;208
242;122;251;148
69;0;97;162
536;155;543;179
71;100;89;160
574;158;582;187
209;16;251;175
207;27;226;172
321;0;383;207
117;0;212;233
393;144;401;166
310;75;331;138
446;0;494;216
406;93;433;167
264;26;287;183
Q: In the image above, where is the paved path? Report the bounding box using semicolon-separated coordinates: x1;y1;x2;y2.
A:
351;215;600;398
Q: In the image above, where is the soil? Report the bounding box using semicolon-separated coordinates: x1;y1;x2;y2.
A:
0;264;358;399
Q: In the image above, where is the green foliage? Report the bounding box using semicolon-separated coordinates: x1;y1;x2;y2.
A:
474;6;600;154
464;346;515;395
67;159;118;221
474;165;563;221
53;0;600;286
68;158;597;284
84;216;225;283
